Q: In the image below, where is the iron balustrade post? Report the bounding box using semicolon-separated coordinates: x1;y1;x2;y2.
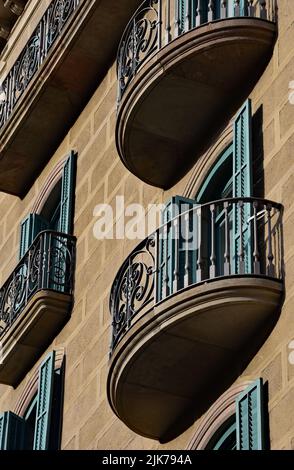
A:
209;203;216;278
175;0;181;37
158;0;162;49
208;1;215;22
260;0;267;19
163;220;170;298
221;0;227;18
238;200;245;274
196;206;203;282
173;216;180;293
185;0;191;33
266;204;275;277
247;0;255;16
234;0;241;16
224;201;231;276
196;0;201;26
165;0;172;44
25;248;31;306
184;211;191;287
253;201;261;274
154;230;159;304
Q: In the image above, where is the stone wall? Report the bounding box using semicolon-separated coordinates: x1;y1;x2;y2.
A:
0;0;293;450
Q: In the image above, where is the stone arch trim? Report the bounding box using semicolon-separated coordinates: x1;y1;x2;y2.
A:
183;123;233;199
187;380;253;450
32;158;66;214
14;348;65;417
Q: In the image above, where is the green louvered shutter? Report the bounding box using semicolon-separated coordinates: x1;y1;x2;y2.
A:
19;214;49;259
19;215;33;260
0;412;26;450
232;99;253;274
33;351;55;450
236;378;265;450
157;196;197;301
178;0;186;33
59;151;76;235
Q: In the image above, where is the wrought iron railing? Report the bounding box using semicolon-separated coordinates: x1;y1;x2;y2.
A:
117;0;277;103
110;197;283;351
0;230;76;338
0;0;80;130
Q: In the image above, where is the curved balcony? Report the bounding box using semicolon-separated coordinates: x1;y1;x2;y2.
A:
107;197;284;441
116;0;277;188
0;230;76;386
0;0;142;196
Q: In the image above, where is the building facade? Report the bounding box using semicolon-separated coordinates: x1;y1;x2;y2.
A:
0;0;293;450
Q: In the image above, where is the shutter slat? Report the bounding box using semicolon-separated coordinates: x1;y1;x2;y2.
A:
0;412;26;450
232;99;253;274
33;351;55;450
179;0;186;33
59;151;76;234
236;378;265;450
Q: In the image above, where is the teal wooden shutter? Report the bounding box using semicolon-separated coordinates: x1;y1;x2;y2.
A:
19;214;33;259
59;151;76;234
33;351;55;450
178;0;186;33
0;411;25;450
232;99;253;274
19;214;49;259
157;196;197;301
236;378;265;450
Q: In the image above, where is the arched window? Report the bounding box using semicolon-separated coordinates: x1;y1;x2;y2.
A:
19;152;76;260
196;143;233;203
206;416;236;450
188;379;268;451
0;350;64;450
39;178;62;232
157;100;254;300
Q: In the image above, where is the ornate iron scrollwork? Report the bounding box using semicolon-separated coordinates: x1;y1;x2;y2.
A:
47;0;79;48
0;231;76;338
110;234;156;350
117;0;161;101
0;0;80;129
109;197;283;354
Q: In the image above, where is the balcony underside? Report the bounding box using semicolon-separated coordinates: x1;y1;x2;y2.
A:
108;276;283;442
0;290;72;386
116;18;276;189
0;0;141;197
